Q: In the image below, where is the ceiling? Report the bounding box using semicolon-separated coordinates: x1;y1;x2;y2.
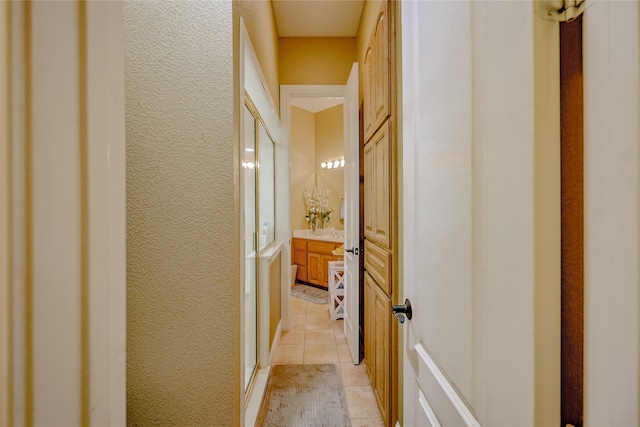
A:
272;0;365;37
291;97;344;113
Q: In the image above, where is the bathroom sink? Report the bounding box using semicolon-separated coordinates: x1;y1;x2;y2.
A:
292;229;344;242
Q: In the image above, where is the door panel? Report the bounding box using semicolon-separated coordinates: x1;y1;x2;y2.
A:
307;253;321;286
400;1;560;425
343;63;360;364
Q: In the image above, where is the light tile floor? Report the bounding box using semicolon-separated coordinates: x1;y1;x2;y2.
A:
274;294;384;427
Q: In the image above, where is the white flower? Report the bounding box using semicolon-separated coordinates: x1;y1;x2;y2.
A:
304;186;333;229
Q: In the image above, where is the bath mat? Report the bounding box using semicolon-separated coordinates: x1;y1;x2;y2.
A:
292;284;328;305
256;364;351;427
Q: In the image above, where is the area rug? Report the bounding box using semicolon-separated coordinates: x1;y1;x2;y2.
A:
256;364;351;427
292;284;328;305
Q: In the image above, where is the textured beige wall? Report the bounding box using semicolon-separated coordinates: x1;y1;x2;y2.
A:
279;37;357;85
315;105;345;230
290;107;317;230
234;0;280;110
290;105;345;231
125;2;240;425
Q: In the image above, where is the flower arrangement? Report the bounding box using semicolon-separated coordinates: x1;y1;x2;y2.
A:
304;186;334;231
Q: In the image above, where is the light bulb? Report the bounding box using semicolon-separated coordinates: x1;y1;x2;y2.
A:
321;162;327;168
340;159;345;167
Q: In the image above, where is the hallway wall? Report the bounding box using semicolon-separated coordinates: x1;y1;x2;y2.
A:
124;2;240;425
315;104;345;230
279;37;357;85
290;107;316;231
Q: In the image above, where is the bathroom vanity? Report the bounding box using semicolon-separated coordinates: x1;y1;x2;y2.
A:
291;230;344;289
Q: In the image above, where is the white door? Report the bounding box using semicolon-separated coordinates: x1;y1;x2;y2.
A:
343;63;360;364
401;1;560;425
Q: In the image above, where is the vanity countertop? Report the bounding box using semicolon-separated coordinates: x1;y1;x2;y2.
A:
292;229;345;244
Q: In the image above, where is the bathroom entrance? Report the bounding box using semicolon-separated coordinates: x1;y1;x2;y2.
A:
281;74;362;366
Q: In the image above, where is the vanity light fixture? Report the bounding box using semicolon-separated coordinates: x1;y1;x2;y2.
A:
321;159;345;170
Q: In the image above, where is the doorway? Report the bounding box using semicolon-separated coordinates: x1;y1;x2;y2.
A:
280;85;350;333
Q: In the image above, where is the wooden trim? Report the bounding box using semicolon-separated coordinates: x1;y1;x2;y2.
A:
388;1;399;426
77;1;90;425
22;3;34;424
1;2;14;425
560;15;584;427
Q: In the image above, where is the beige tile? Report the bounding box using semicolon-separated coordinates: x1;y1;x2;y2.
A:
290;315;306;331
291;310;307;319
303;344;339;363
306;308;331;320
334;332;348;346
305;330;336;345
290;323;306;331
350;418;384;427
337;344;353;363
344;385;382;419
307;302;330;314
279;330;305;345
291;296;307;309
305;316;334;331
340;363;371;386
273;344;304;364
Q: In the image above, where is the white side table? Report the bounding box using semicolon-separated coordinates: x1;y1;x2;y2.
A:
328;261;345;320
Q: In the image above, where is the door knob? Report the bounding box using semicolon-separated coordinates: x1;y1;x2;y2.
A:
345;247;359;255
392;299;412;323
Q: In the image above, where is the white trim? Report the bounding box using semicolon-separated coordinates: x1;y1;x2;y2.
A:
414;343;481;427
419;389;442;427
238;20;248;424
243;365;270;427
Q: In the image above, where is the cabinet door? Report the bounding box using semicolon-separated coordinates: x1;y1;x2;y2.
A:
373;122;391;248
364;139;375;240
363;2;390;143
307;253;321;286
292;238;308;282
364;272;376;381
363;45;375;140
373;284;391;422
372;3;390;134
365;122;391;248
